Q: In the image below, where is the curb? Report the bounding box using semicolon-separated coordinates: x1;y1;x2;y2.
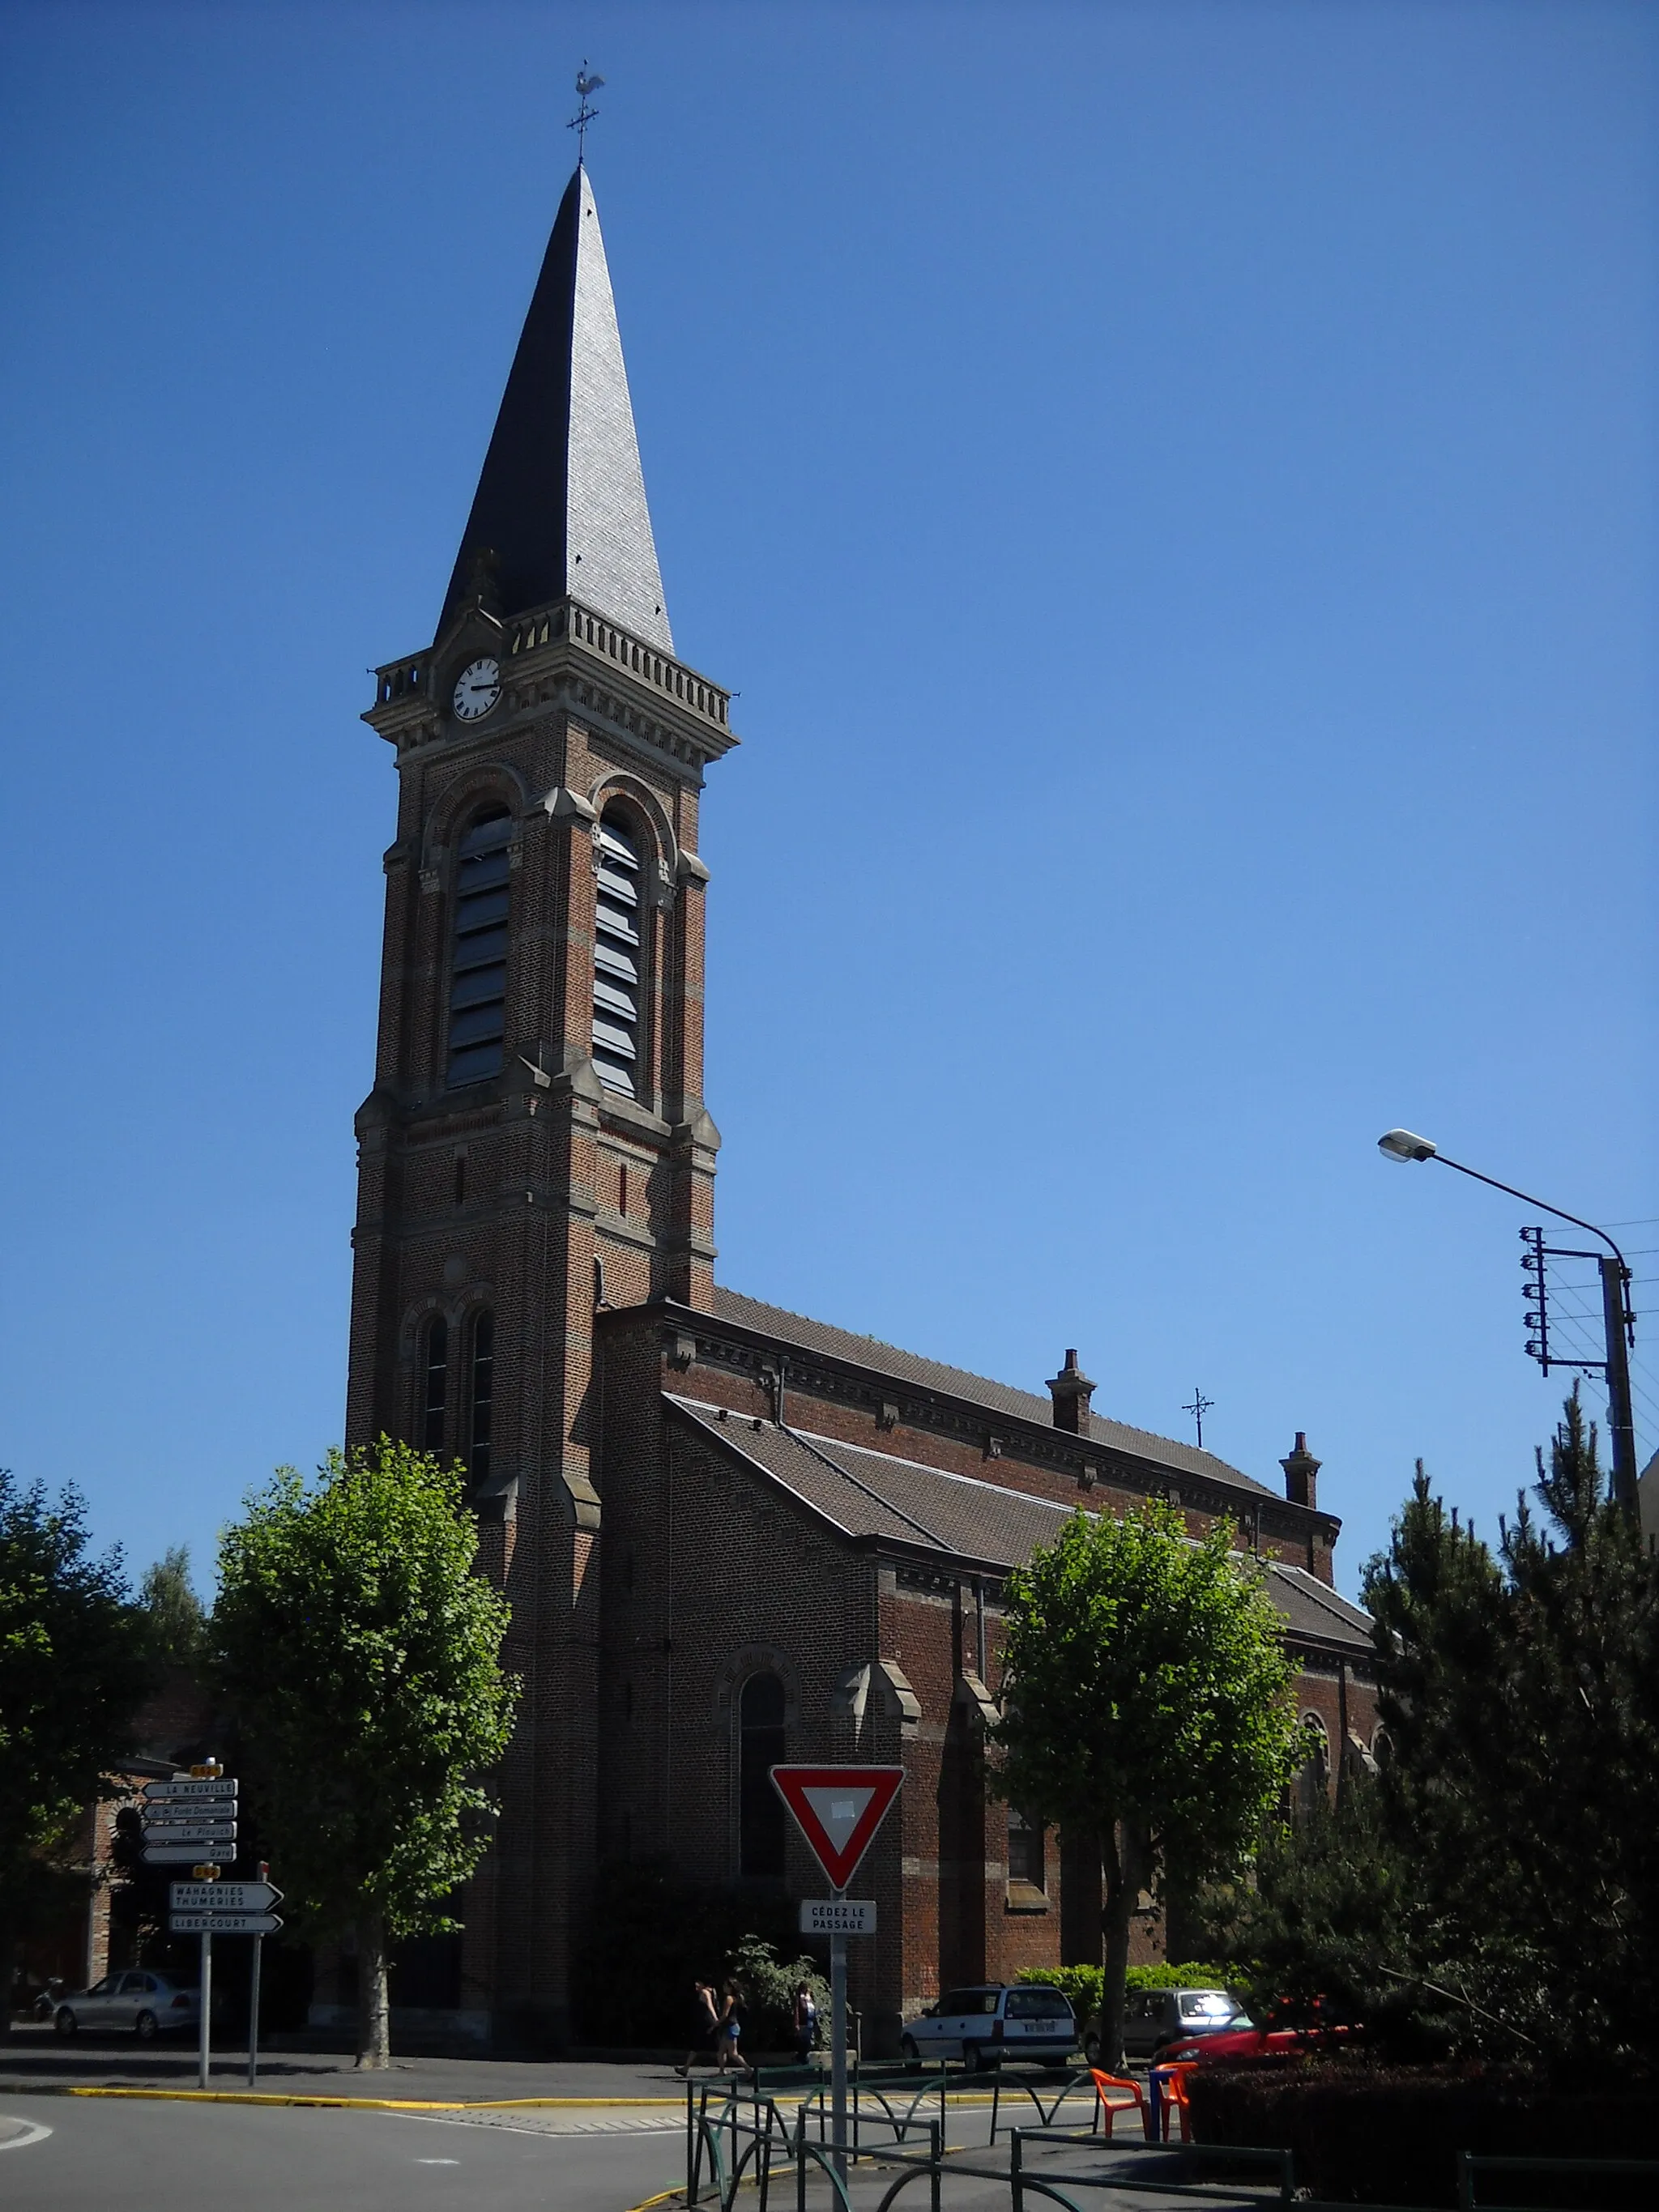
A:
0;2086;683;2112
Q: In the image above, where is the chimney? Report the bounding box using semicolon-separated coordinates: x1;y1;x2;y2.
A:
1046;1349;1096;1435
1281;1433;1321;1511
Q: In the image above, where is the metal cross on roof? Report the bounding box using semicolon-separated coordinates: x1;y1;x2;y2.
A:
568;63;604;164
1182;1387;1215;1450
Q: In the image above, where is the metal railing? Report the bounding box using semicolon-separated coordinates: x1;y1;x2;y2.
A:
1458;2151;1659;2212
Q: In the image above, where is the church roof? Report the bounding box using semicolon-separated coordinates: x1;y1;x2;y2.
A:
664;1396;1373;1655
710;1287;1274;1498
441;165;672;649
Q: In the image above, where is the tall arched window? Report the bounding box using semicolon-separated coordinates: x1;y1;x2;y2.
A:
591;810;642;1098
1294;1714;1330;1816
467;1310;494;1485
421;1317;448;1453
447;809;512;1087
738;1672;787;1877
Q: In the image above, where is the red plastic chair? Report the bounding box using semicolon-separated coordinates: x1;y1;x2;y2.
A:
1088;2069;1154;2142
1154;2061;1198;2143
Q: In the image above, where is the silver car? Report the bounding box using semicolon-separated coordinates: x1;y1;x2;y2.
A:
1083;1985;1250;2062
54;1969;200;2039
902;1984;1077;2071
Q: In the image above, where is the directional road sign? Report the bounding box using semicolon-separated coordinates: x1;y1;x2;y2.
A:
168;1912;282;1937
769;1766;904;1891
144;1844;232;1865
143;1800;237;1821
143;1825;237;1846
800;1899;876;1936
171;1881;282;1914
144;1779;239;1801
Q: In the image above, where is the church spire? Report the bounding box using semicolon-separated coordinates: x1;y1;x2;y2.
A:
440;166;672;650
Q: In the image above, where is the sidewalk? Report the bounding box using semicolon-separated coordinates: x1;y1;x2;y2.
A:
0;2023;684;2104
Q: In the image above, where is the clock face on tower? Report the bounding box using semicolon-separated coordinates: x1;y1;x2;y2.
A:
453;656;501;722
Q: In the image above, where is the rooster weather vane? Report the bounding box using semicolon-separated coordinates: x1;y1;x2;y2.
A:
568;64;605;164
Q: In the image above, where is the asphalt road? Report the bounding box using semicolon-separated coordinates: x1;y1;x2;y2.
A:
0;2094;687;2212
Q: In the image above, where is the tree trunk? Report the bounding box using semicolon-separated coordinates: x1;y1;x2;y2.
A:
355;1913;390;2069
1097;1820;1148;2073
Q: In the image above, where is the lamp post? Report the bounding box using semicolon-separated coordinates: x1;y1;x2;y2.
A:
1376;1129;1638;1514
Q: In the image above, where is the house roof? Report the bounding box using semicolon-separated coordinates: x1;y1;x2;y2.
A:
710;1287;1274;1499
665;1395;1373;1654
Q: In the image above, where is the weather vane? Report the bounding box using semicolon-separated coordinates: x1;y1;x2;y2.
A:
1182;1387;1215;1450
568;62;604;164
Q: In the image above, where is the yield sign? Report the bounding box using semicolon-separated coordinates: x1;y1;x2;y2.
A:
770;1766;903;1891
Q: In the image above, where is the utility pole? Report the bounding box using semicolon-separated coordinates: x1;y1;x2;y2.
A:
1378;1132;1639;1513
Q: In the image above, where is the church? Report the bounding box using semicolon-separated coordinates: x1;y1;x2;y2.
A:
345;162;1378;2053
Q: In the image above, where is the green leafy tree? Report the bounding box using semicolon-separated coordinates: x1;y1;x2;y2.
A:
213;1440;518;2068
138;1545;209;1669
0;1470;151;2031
990;1501;1299;2069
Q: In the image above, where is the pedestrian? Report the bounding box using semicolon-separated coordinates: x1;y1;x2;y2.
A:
716;1979;746;2073
677;1980;719;2077
792;1979;818;2065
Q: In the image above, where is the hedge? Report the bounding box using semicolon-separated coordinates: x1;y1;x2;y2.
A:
1186;2057;1658;2209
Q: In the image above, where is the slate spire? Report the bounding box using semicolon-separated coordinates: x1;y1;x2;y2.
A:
441;165;672;650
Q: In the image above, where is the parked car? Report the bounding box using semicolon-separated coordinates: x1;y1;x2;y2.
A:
1162;2014;1357;2065
1081;1987;1251;2063
54;1971;200;2040
902;1984;1076;2071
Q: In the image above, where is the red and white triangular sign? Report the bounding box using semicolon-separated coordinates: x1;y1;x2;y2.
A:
770;1765;904;1892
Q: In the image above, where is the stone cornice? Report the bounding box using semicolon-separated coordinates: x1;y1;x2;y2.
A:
364;596;739;780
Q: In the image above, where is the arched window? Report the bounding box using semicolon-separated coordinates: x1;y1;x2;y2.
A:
1007;1807;1044;1890
1295;1714;1330;1815
467;1310;494;1485
591;810;643;1097
738;1672;787;1877
447;809;512;1087
421;1317;448;1453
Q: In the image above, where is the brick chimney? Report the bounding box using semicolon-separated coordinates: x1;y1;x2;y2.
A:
1047;1349;1096;1435
1280;1433;1320;1511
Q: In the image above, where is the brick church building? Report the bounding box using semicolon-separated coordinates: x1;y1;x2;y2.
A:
345;163;1378;2052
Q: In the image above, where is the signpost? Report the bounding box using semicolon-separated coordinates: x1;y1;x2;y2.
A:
771;1766;904;2183
168;1870;283;2087
146;1767;246;2086
142;1775;236;1873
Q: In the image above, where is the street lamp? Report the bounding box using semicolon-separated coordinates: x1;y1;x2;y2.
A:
1376;1129;1639;1513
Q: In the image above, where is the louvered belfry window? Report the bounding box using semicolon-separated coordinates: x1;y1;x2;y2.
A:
591;810;643;1097
421;1316;448;1453
447;809;512;1087
467;1310;494;1485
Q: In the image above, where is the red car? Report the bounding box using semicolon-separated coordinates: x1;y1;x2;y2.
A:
1162;2014;1357;2064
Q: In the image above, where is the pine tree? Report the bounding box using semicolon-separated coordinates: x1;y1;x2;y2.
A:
1210;1392;1659;2070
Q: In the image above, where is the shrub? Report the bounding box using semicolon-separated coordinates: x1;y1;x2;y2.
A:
725;1936;830;2049
1187;2058;1658;2208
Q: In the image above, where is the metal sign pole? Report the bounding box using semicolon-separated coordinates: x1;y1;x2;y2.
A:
247;1936;262;2090
830;1919;848;2184
247;1859;268;2091
198;1930;212;2090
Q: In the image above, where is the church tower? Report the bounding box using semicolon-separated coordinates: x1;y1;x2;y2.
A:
348;163;736;2039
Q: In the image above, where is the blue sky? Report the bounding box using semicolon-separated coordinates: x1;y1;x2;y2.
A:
1;0;1653;1601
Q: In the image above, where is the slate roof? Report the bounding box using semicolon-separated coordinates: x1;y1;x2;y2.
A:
710;1287;1273;1500
665;1396;1373;1654
441;165;672;648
